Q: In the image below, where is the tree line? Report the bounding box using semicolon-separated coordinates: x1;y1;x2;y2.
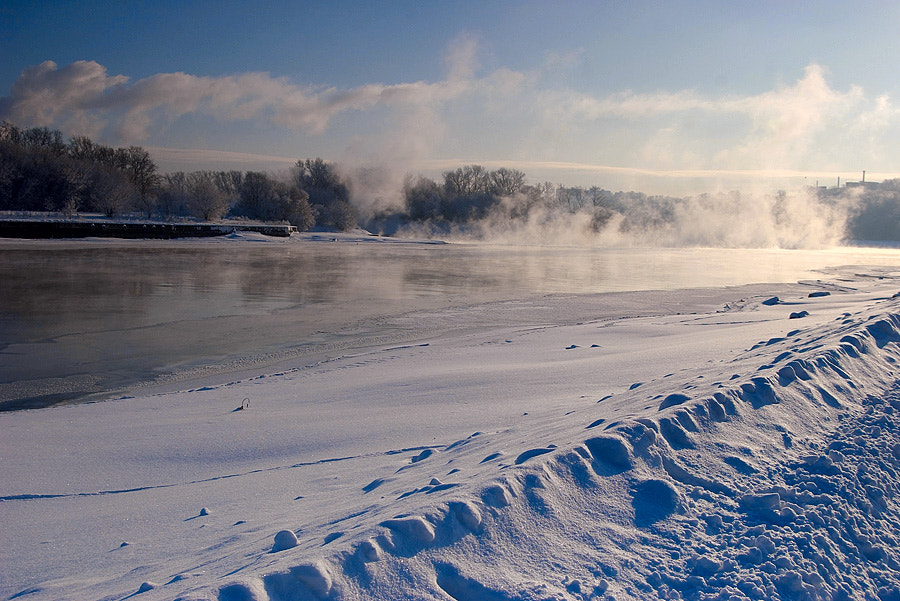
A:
391;166;900;243
390;165;676;235
0;123;353;231
0;122;159;218
3;122;899;242
0;124;637;235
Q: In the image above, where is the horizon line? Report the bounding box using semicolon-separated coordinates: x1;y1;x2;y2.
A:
147;147;897;187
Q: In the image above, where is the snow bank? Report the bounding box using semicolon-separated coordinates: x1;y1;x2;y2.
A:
211;297;900;600
4;273;900;600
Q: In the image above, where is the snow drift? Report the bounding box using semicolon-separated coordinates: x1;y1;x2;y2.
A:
4;272;900;601
213;294;900;600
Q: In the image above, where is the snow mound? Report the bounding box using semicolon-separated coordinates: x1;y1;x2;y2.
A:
272;530;298;552
202;301;900;600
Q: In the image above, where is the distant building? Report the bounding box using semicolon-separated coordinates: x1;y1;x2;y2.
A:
817;171;880;190
845;170;880;189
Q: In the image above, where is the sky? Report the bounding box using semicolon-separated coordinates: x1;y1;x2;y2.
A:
2;0;900;195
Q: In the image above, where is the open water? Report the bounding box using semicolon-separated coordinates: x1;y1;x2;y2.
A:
2;236;899;410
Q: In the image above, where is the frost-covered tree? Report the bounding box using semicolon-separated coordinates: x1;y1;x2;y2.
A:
88;166;133;217
234;171;315;230
404;175;445;221
120;146;160;218
489;167;526;197
187;171;230;221
296;158;355;230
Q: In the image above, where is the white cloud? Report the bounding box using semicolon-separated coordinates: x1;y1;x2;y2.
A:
0;60;469;143
715;64;869;169
0;60;129;138
3;52;898;186
536;64;900;172
443;32;481;83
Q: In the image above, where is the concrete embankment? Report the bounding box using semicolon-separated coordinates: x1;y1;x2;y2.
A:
0;219;297;239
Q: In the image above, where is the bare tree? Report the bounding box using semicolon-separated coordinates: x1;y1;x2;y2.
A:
157;172;189;219
443;165;490;198
404;175;444;221
489;167;526;197
67;136;96;161
121;146;160;217
188;171;229;221
17;125;66;155
212;170;243;199
296;158;354;230
235;171;315;229
89;166;133;217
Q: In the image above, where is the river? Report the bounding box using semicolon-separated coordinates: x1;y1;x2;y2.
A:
2;234;899;410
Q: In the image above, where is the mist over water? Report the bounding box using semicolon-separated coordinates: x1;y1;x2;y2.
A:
461;190;843;248
347;163;897;249
3;238;900;411
389;186;889;249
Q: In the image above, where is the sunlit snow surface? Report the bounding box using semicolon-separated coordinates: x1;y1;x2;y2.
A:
4;238;900;599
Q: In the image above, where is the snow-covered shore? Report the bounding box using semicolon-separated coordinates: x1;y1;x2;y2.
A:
4;267;900;600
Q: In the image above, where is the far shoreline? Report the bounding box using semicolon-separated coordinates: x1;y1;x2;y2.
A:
0;216;297;239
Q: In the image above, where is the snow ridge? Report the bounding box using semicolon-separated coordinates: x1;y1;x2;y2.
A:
209;305;900;600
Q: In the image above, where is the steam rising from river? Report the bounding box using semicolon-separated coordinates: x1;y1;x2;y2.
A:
388;186;862;249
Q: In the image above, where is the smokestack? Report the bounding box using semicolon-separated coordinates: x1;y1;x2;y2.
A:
862;170;866;183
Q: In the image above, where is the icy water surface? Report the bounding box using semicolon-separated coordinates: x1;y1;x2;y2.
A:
2;237;899;409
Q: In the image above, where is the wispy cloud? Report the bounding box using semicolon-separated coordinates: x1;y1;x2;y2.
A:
0;59;468;141
2;47;898;189
144;146;299;174
537;64;899;171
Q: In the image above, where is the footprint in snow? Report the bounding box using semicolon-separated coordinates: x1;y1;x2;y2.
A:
410;449;434;463
323;532;343;545
514;446;556;465
363;478;389;493
479;452;503;463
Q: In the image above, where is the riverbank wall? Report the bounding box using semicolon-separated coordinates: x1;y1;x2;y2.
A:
0;219;297;239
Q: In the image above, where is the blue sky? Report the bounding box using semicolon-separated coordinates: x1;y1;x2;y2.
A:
2;1;900;194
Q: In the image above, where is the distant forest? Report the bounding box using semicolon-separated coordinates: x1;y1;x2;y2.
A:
0;122;343;231
2;122;899;242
